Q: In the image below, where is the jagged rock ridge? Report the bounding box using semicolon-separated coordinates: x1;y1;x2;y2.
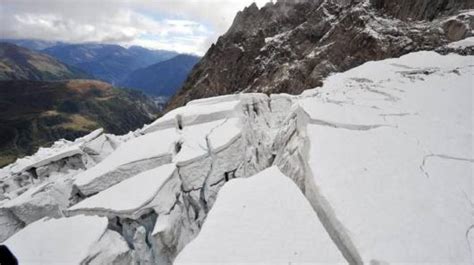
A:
167;0;473;109
0;39;473;264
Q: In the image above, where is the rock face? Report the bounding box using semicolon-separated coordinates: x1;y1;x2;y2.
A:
0;43;472;264
167;0;473;109
370;0;474;21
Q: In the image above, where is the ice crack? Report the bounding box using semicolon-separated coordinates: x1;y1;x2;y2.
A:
420;153;474;178
309;118;386;131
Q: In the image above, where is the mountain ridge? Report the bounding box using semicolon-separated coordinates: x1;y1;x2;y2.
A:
119;54;201;97
43;43;179;84
0;39;61;51
0;42;89;81
166;0;473;110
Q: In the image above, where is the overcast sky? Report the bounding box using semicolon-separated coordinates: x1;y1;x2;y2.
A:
0;0;271;55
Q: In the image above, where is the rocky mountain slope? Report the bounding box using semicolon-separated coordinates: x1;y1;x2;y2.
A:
0;79;160;167
43;44;179;84
0;37;473;264
0;43;89;81
120;55;201;97
167;0;473;109
370;0;473;20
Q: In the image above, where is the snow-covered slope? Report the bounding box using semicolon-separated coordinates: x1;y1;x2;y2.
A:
0;46;472;264
0;129;135;242
69;164;177;217
299;51;473;264
174;166;346;264
3;215;116;265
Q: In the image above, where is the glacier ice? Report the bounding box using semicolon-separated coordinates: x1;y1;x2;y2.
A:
0;129;131;242
174;166;346;264
4;215;110;265
0;49;473;264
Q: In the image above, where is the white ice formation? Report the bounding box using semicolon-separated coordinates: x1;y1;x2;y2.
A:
0;48;473;265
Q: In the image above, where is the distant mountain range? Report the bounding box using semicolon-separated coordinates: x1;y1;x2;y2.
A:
0;39;61;51
0;40;202;165
0;40;206;167
42;44;179;85
119;54;200;97
0;42;89;81
0;39;201;97
0;79;160;167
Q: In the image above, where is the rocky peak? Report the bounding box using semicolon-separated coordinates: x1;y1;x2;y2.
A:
225;0;319;37
166;0;473;110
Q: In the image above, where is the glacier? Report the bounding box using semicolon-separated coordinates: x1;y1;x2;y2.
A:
0;48;473;265
174;166;346;264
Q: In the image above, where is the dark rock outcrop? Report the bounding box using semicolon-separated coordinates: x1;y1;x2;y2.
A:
166;0;473;110
370;0;474;21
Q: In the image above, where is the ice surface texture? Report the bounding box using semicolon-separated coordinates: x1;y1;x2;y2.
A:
0;50;472;264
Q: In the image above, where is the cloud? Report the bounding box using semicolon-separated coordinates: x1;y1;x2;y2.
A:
0;0;271;54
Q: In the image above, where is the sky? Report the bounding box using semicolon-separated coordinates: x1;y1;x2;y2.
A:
0;0;272;55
